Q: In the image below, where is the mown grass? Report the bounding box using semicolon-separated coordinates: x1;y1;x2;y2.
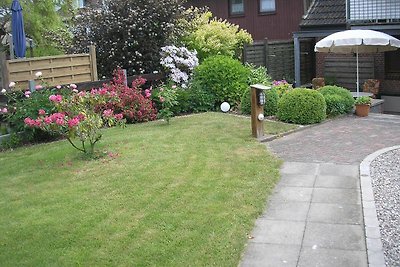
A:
0;112;283;266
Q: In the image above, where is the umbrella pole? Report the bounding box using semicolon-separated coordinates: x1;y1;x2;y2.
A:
356;48;359;97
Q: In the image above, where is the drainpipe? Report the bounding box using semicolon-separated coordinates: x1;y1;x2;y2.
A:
294;34;301;87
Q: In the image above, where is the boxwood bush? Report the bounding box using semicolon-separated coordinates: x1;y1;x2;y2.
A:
318;85;355;116
278;88;326;124
240;88;278;116
193;55;250;107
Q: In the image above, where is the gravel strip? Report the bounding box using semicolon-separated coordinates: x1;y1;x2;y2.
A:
370;148;400;267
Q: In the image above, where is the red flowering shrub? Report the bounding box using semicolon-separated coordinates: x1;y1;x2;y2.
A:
99;69;157;123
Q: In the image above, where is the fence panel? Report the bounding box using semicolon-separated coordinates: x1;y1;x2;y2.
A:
244;39;294;81
324;56;374;90
1;45;98;90
243;40;266;67
267;40;294;81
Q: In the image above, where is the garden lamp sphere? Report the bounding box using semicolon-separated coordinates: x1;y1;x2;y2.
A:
258;113;264;121
220;102;230;112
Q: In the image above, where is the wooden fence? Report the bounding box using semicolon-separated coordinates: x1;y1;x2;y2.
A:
0;45;98;90
243;38;314;84
324;56;374;91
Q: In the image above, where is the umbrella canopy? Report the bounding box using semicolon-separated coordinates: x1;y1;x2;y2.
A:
315;30;400;53
315;30;400;95
11;0;26;58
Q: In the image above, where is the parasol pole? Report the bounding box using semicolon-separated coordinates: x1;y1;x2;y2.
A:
356;47;359;97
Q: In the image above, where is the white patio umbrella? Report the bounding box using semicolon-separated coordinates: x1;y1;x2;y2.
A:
315;29;400;96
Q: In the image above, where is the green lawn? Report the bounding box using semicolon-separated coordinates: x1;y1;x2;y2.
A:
0;112;284;266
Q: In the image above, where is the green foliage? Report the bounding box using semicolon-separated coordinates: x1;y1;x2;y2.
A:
24;90;126;155
171;89;190;115
355;96;372;105
187;82;216;113
193;55;250;107
272;80;293;98
0;0;72;56
70;0;185;78
4;87;72;142
155;83;179;124
240;89;251;115
324;76;337;86
264;89;279;116
0;132;21;150
0;113;281;266
278;88;326;124
31;45;64;57
240;88;279;116
246;63;272;86
319;85;355;116
181;10;252;61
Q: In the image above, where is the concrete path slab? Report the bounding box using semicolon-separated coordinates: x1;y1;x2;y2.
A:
241;114;400;267
241;162;366;267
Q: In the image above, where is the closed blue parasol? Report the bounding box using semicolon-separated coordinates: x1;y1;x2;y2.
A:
11;0;26;58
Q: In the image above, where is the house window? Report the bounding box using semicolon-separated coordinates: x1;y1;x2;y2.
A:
259;0;276;13
229;0;244;16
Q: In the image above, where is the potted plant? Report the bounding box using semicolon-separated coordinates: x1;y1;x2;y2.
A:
354;96;372;117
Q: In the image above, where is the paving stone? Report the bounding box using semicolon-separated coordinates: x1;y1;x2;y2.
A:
312;188;361;204
250;219;305;245
263;201;309;221
280;162;318;175
366;238;383;252
270;186;313;203
268;115;400;164
298;246;367;267
307;203;362;224
367;249;386;267
278;174;316;187
240;243;300;267
315;175;359;189
303;222;366;250
318;163;359;177
365;226;381;239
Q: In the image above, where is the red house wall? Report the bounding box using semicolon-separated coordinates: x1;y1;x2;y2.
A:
186;0;304;41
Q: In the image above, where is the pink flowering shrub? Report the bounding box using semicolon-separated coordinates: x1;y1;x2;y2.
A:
98;69;157;123
24;90;125;154
272;80;293;98
3;86;73;142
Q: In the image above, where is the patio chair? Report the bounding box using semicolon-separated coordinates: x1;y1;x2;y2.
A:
363;79;380;98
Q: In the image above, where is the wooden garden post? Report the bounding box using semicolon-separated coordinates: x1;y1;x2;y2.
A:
0;52;10;90
251;84;271;140
88;45;98;81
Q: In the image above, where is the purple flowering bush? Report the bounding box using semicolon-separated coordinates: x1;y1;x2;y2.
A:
160;45;199;88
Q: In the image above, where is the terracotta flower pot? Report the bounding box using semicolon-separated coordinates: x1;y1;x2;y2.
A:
355;104;370;117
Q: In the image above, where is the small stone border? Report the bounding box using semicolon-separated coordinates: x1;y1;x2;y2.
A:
360;145;400;267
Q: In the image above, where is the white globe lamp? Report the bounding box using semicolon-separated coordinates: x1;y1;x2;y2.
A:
220;102;230;113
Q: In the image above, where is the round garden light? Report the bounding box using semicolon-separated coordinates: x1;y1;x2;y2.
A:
220;102;230;112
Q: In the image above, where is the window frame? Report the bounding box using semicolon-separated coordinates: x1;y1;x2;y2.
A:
258;0;276;15
229;0;245;17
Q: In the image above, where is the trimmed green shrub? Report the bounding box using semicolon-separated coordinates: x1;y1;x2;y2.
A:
193;55;250;107
264;89;279;116
240;88;279;116
187;82;216;113
319;85;355;116
240;89;251;115
278;88;326;124
171;89;191;115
